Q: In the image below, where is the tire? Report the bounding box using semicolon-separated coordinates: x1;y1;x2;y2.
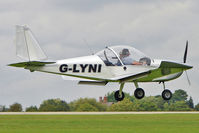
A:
134;88;145;99
162;89;172;100
114;90;125;101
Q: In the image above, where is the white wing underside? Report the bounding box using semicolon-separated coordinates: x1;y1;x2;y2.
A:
61;70;151;83
61;75;97;81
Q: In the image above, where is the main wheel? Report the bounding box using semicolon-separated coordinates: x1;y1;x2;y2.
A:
134;88;145;99
114;90;125;101
162;89;172;100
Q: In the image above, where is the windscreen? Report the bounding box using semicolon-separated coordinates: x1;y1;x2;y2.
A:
96;45;151;66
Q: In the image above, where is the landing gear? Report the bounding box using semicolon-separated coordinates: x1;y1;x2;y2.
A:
134;82;145;99
114;90;125;101
114;83;125;101
162;89;172;100
161;82;172;100
134;88;145;99
113;81;172;101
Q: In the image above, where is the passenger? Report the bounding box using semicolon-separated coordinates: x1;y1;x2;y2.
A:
120;49;143;65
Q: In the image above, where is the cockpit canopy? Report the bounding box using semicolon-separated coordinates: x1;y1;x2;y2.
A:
96;45;152;66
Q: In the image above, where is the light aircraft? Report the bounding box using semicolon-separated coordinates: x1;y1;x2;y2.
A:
9;25;193;101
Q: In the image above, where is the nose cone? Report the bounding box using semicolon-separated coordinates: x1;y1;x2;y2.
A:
159;61;193;70
184;64;193;70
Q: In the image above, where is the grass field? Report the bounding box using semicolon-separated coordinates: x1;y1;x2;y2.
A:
0;114;199;133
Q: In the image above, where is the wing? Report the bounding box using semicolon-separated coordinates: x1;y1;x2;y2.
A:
62;71;151;86
110;70;152;83
78;81;108;86
61;75;108;86
61;75;97;81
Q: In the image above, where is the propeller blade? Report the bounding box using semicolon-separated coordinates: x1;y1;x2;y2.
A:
183;40;188;63
185;71;191;86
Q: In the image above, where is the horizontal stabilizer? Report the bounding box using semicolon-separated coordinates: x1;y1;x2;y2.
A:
8;61;55;68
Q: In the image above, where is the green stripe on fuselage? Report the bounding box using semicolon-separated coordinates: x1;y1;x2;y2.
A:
136;68;183;82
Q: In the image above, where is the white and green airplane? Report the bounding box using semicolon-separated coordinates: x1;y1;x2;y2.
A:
9;25;193;101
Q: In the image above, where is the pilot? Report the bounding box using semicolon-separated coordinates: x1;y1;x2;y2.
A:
120;49;143;65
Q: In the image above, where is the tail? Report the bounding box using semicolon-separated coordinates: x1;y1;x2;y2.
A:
15;25;47;61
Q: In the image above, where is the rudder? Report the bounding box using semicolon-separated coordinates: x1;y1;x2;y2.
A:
15;25;47;61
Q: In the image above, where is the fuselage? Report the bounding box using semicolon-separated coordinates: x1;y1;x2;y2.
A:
25;55;191;82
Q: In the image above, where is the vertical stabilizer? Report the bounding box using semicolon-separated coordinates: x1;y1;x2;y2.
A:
16;25;47;61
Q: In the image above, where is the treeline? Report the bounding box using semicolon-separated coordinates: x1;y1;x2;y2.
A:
107;89;197;111
0;98;106;112
1;89;199;112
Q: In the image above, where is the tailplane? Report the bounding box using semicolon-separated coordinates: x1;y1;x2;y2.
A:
15;25;47;61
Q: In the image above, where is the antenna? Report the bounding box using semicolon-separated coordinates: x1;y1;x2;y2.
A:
83;39;94;55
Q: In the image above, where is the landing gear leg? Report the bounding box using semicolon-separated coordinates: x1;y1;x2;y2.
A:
114;83;125;101
161;82;172;100
134;82;145;99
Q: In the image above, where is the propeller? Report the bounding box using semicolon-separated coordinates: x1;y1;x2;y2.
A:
183;40;188;63
183;40;191;85
185;71;191;85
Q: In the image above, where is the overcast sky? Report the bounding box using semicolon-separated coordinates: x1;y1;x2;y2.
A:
0;0;198;108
